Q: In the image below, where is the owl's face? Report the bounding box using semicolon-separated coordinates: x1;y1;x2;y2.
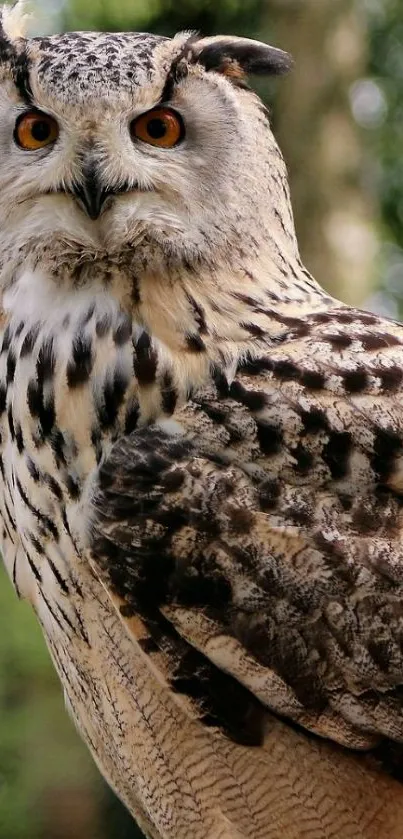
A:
0;12;292;296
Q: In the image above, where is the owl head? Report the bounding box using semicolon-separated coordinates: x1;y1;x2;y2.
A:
0;1;301;343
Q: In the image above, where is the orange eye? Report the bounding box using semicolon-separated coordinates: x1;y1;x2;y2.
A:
14;111;59;150
130;107;184;148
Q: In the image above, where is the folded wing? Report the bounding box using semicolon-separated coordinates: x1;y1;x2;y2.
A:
88;385;403;757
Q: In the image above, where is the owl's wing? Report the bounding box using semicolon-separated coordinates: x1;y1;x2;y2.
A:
88;384;403;758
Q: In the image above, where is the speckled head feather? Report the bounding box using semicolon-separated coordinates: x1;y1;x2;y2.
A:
1;18;292;100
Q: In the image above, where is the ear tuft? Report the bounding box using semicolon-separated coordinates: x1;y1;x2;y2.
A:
193;35;293;82
1;0;31;41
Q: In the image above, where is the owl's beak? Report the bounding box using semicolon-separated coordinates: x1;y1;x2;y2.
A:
71;164;111;221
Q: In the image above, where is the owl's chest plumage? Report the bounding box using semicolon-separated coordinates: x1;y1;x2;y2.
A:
0;286;140;600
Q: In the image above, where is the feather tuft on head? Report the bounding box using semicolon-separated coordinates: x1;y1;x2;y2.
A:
1;0;31;40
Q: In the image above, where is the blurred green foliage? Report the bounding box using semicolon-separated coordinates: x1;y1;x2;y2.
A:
65;0;264;38
2;0;403;838
366;0;403;315
369;1;403;247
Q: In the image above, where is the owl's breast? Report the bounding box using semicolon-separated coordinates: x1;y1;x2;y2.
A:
0;288;144;605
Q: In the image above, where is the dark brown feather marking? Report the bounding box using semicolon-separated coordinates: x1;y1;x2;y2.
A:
67;333;93;387
133;332;157;385
322;431;353;480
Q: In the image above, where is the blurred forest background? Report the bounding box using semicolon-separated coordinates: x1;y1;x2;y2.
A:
1;0;403;837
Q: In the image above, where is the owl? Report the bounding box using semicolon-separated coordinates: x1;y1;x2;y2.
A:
2;2;403;838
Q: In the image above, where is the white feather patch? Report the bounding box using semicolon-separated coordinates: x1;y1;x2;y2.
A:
2;0;31;40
